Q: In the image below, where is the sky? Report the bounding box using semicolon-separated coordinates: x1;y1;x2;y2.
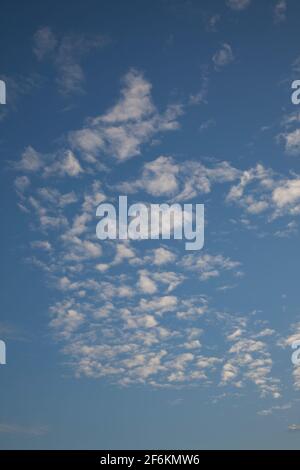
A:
1;0;300;450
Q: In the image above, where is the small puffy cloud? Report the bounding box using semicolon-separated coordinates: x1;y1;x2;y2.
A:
139;295;178;314
113;243;135;266
293;56;300;75
142;157;179;196
199;119;216;133
16;146;43;172
50;302;85;338
70;128;104;155
206;14;221;32
117;155;179;195
213;43;234;69
184;340;201;350
31;240;52;251
138;270;158;295
125;314;158;329
14;175;30;192
274;0;287;24
64;239;102;262
44;150;83;177
221;362;239;384
95;263;109;273
152;271;184;293
15;147;83;178
33;26;57;60
153;247;176;266
226;0;251;10
272;179;300;208
227;329;243;341
181;253;241;281
280;129;300;156
61;151;83;176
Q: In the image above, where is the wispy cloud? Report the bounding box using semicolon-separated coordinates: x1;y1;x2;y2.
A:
0;74;41;121
226;0;251;11
274;0;287;24
0;423;48;436
33;27;109;94
212;43;234;70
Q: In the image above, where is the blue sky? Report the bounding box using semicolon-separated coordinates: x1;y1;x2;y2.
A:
1;0;300;450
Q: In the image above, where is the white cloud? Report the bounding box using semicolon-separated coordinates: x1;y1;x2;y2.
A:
189;67;209;105
69;70;183;161
258;403;291;416
152;271;184;293
199;119;216;133
221;362;239;384
280;129;300;156
101;70;155;123
138;270;158;295
206;14;221;33
224;163;300;219
0;423;48;436
226;0;251;10
44;150;83;177
16;146;43;172
118;155;179;196
113;243;135;266
50;302;85;338
15;147;84;179
181;253;241;281
118;156;240;200
272;179;300;208
274;0;287;23
139;295;178;314
221;320;281;398
14;175;30;192
13;66;291;398
124;313;158;329
213;43;234;69
31;240;52;251
152;247;177;266
33;27;57;60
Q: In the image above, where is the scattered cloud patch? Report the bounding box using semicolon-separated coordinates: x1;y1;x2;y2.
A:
33;27;108;94
226;0;251;11
274;0;287;24
69;69;183;161
213;43;234;70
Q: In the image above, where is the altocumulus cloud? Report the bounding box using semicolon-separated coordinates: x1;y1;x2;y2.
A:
13;67;300;398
